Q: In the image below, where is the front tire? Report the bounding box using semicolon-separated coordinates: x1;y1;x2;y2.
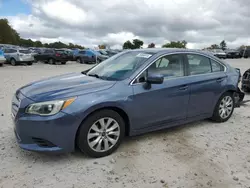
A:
10;58;17;66
27;62;33;66
211;92;235;122
77;110;125;158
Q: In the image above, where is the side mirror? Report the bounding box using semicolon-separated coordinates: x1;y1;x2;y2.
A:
146;74;164;84
143;74;164;89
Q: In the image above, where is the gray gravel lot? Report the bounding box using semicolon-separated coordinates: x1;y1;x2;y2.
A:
0;60;250;188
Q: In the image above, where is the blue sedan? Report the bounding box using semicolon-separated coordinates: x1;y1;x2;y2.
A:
12;48;242;157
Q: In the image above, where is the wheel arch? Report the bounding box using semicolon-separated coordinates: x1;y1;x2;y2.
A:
74;105;131;148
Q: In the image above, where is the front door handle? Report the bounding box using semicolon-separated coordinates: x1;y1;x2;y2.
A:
179;85;189;90
216;78;224;82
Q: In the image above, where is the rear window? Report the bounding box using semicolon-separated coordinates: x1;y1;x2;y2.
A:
19;50;30;54
55;50;66;54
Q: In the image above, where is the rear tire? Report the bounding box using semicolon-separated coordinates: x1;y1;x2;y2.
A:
61;62;66;65
27;62;33;66
77;109;125;158
211;92;235;122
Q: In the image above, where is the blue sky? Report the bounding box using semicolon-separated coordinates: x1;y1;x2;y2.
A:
0;0;30;16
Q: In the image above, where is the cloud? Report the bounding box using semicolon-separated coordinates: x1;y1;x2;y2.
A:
4;0;250;49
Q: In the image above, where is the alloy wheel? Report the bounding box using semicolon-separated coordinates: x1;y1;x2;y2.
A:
219;96;233;119
87;117;120;152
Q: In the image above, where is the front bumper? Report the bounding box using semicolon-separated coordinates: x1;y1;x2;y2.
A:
12;92;80;153
13;112;79;153
18;57;34;62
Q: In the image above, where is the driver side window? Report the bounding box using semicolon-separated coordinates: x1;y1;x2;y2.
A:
136;54;184;83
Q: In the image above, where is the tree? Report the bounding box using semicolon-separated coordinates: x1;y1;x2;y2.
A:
123;39;144;49
132;39;143;49
148;43;155;48
0;18;85;49
34;41;43;47
220;40;227;50
0;19;20;44
210;44;220;49
98;44;106;49
162;40;187;48
123;40;134;49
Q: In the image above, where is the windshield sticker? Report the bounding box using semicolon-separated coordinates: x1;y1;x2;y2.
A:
136;53;152;58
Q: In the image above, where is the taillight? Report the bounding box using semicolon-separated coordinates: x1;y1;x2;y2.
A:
55;53;61;57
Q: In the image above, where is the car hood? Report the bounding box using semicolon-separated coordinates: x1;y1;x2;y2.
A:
18;72;116;102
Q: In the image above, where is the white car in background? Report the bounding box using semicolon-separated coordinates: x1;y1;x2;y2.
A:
3;48;34;66
0;49;6;66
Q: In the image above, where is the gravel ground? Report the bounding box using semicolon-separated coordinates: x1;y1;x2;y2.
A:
0;60;250;188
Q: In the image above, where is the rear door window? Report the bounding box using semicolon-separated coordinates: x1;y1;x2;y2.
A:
187;54;212;75
210;59;224;72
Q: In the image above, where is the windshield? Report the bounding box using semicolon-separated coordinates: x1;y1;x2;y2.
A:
86;51;154;81
98;50;108;55
92;50;101;56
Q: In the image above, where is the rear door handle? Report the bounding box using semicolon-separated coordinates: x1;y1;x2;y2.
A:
179;85;189;90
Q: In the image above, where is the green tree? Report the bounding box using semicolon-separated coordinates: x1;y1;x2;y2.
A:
210;44;220;49
220;40;227;50
123;39;144;49
34;41;43;47
162;40;187;48
123;40;134;49
0;19;20;44
132;39;143;49
148;43;155;48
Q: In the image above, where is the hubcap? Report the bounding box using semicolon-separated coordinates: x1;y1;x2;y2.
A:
219;96;233;119
87;117;120;152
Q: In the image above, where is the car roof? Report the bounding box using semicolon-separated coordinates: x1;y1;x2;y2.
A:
126;48;212;56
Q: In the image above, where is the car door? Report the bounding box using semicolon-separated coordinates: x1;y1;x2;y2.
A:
184;53;227;118
130;53;190;130
79;50;88;62
88;51;96;62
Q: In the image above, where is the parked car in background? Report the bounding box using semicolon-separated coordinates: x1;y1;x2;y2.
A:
0;49;6;66
12;48;242;158
211;49;227;59
239;47;250;58
242;68;250;92
34;49;70;64
3;48;34;66
75;49;109;64
106;50;119;57
58;49;74;61
225;49;241;58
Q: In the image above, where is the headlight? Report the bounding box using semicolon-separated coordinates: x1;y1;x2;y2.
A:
25;97;76;116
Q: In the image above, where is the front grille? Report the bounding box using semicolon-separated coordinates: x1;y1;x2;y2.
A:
32;138;57;148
